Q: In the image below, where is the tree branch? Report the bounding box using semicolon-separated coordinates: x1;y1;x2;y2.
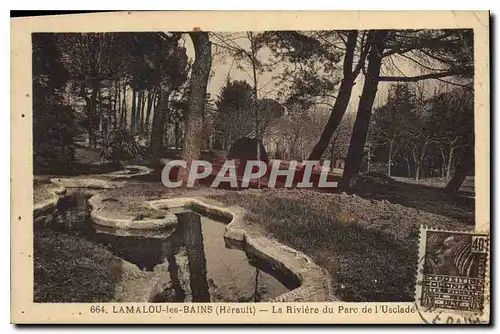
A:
352;34;371;77
378;69;466;82
382;31;456;57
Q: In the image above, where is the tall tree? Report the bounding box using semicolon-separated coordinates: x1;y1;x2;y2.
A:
211;32;268;162
144;33;190;156
213;80;254;150
340;29;473;189
144;89;156;136
260;31;368;160
428;86;474;179
340;30;389;188
179;31;212;184
57;33;128;148
445;135;474;194
372;83;416;176
402;84;432;181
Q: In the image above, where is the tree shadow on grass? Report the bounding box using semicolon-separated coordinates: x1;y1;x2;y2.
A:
350;176;475;225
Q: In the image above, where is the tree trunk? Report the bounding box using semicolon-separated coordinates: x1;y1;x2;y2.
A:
107;85;112;133
139;91;146;133
405;157;411;177
388;139;394;177
412;140;428;181
131;89;137;134
248;32;262;189
116;80;121;128
144;91;154;136
440;147;446;178
339;31;388;189
150;91;169;156
179;32;212;185
97;89;103;133
113;80;119;129
415;163;421;181
308;31;359;160
445;143;473;194
446;148;455;179
136;91;142;134
174;122;180;150
88;82;100;149
121;82;127;129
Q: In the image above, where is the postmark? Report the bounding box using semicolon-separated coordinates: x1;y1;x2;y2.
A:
415;227;490;322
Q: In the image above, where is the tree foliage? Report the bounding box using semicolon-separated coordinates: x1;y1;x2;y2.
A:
258;31;344;110
33;33;76;174
213;80;255;149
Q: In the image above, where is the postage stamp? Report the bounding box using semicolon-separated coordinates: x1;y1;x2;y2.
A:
415;228;490;319
10;11;490;324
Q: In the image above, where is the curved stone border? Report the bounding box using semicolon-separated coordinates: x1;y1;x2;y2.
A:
33;174;177;232
50;177;126;189
146;197;337;302
93;223;176;239
88;194;177;230
33;183;66;217
105;165;153;180
33;178;126;220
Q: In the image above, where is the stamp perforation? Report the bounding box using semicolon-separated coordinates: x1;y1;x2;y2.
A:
414;225;490;322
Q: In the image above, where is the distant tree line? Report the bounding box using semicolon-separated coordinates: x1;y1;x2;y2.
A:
370;82;473;181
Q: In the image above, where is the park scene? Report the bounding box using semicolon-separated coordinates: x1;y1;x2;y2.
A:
32;29;475;303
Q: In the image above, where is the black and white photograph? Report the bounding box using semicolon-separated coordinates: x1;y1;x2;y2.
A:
10;10;490;324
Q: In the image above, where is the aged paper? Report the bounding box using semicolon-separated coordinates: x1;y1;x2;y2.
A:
11;11;489;324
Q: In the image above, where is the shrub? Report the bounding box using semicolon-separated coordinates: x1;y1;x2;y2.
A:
100;129;141;162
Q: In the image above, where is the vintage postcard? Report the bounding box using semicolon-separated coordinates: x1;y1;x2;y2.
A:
11;11;490;324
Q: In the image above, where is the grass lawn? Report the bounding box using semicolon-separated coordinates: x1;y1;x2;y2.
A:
210;188;472;302
34;228;123;302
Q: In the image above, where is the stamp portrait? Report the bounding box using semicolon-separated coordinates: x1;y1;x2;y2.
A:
416;228;489;314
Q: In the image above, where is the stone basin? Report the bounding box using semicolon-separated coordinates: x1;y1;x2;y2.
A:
33;175;336;302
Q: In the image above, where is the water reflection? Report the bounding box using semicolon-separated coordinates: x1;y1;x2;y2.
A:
178;212;211;302
41;192;292;302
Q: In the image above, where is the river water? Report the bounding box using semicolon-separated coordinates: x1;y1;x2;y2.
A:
36;192;298;302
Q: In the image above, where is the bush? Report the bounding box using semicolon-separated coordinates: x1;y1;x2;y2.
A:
101;129;141;162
